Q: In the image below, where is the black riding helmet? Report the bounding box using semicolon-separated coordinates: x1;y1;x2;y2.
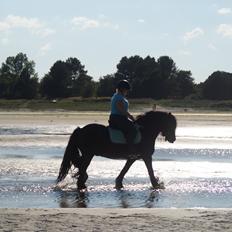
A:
117;80;131;90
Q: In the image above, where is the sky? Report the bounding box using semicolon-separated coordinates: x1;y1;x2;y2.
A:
1;0;232;83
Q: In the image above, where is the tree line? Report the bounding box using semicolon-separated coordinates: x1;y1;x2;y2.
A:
0;52;232;100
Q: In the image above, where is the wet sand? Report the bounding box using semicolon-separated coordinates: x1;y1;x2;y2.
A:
0;111;109;125
1;208;232;232
0;110;231;126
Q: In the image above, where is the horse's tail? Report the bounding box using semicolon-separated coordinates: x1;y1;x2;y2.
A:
56;127;82;183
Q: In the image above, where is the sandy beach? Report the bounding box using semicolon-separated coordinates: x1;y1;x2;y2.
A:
1;111;232;231
0;111;109;125
1;208;232;232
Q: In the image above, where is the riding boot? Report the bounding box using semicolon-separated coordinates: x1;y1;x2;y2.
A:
126;129;137;155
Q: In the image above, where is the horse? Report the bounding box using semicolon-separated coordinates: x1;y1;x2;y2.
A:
56;111;177;190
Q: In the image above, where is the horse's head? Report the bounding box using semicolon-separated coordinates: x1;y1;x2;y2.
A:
136;111;177;143
161;112;177;143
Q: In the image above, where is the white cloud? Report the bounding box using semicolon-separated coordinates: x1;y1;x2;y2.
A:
217;24;232;38
0;21;10;31
71;17;99;29
0;15;55;37
71;16;119;30
41;43;51;51
39;43;52;56
5;15;42;29
34;28;56;38
183;27;204;41
217;8;231;15
137;19;145;23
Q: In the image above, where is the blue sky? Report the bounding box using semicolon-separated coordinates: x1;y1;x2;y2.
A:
1;0;232;83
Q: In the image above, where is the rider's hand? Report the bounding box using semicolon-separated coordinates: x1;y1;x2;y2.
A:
128;113;135;122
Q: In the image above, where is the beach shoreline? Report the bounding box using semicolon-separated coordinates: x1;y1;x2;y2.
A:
1;208;232;231
1;111;232;231
0;110;231;125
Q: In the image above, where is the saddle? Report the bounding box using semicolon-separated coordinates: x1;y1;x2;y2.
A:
108;125;141;144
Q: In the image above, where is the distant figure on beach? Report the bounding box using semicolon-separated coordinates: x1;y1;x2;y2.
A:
153;104;156;111
108;80;137;150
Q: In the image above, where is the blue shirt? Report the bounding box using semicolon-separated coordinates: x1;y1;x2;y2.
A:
111;92;129;115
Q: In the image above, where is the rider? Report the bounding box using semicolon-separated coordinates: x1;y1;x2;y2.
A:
109;80;137;149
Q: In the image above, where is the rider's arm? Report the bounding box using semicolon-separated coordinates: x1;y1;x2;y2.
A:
116;100;135;121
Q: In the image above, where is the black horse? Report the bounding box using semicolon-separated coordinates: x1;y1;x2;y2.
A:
57;111;177;190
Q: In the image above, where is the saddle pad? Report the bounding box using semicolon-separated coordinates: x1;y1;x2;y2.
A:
108;127;141;144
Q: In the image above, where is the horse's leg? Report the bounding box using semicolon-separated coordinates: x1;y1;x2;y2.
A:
77;154;93;190
115;159;136;189
143;155;160;189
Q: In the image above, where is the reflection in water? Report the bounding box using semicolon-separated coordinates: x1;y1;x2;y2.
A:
117;189;161;208
145;190;160;208
57;190;89;208
117;190;130;208
56;188;161;208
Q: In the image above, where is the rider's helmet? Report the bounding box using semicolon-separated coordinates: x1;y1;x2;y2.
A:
117;80;131;91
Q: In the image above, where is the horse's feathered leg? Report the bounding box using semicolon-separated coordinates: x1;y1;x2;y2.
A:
56;127;81;183
115;159;136;189
77;154;93;190
143;155;161;189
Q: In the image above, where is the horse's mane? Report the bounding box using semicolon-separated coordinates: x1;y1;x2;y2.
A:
135;111;176;127
136;110;152;119
136;110;168;120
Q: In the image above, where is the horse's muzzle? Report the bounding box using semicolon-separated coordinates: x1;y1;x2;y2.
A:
166;136;176;143
170;139;175;143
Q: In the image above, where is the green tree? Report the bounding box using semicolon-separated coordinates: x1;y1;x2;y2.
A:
157;56;177;80
74;74;96;98
65;57;88;96
202;71;232;100
115;55;145;83
0;53;38;98
40;60;70;98
40;57;95;98
97;74;117;97
157;56;177;98
115;55;161;98
167;70;195;98
99;55;193;99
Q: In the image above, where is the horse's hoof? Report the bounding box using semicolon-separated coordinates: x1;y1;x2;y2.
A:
115;184;124;190
115;178;124;190
77;184;87;191
78;188;88;194
152;181;165;190
115;185;124;190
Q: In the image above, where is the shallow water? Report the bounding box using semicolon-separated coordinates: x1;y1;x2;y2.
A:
0;114;232;208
